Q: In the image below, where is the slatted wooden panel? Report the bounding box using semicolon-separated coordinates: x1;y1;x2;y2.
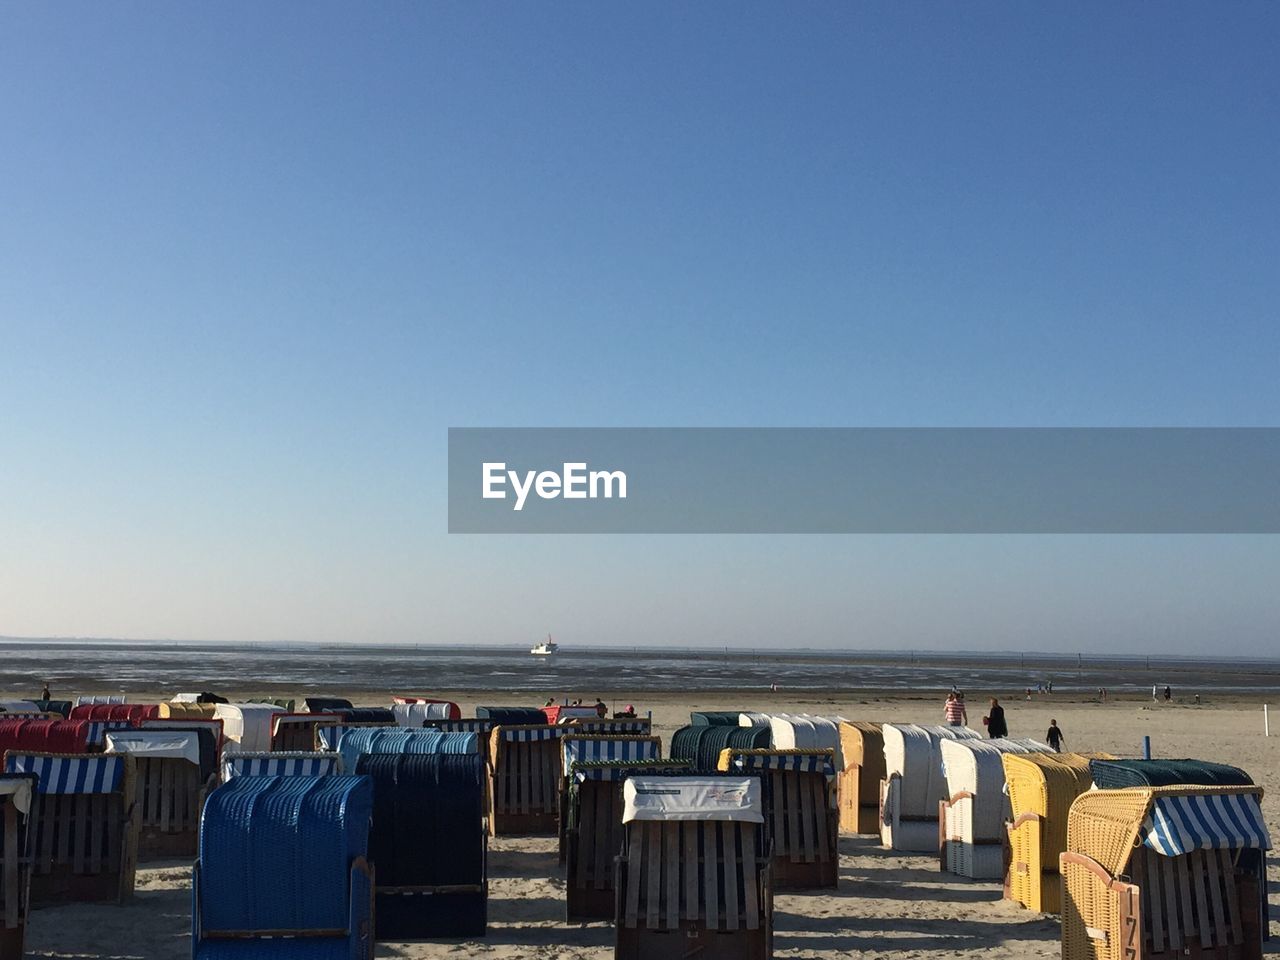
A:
30;793;126;877
570;779;626;895
2;799;21;931
271;723;319;753
136;758;201;835
769;770;833;865
493;739;559;817
620;820;762;932
1133;847;1249;958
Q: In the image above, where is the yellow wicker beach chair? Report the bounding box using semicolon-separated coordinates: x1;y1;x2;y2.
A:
157;702;217;720
1004;752;1111;913
1060;785;1269;960
836;721;883;835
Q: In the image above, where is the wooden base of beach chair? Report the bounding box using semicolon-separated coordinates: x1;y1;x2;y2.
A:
137;827;198;861
569;883;616;922
772;854;838;891
375;885;488;939
0;925;25;960
29;866;126;907
489;810;557;837
133;759;206;862
837;789;881;835
615;921;771;960
1062;851;1264;960
615;821;773;960
566;778;628;920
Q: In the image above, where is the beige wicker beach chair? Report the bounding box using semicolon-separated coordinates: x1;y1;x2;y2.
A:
1060;785;1269;960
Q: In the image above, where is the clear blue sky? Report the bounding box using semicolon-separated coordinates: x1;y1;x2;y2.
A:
1;4;1277;653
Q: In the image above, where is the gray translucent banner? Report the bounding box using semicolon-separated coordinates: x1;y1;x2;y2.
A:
447;428;1280;533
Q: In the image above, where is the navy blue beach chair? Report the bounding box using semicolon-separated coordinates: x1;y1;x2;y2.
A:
192;775;374;960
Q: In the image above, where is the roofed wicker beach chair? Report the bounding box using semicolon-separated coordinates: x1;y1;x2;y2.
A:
335;729;477;776
670;725;771;774
1061;783;1270;960
615;773;772;960
718;748;839;890
557;735;663;865
1003;751;1113;914
1;752;138;905
212;703;288;753
104;728;218;860
766;715;843;766
72;695;128;707
0;719;90;757
880;723;981;852
192;774;374;960
270;713;346;752
423;718;495;734
355;752;487;939
488;724;567;836
390;699;462;725
0;773;37;960
142;716;226;755
837;721;884;835
314;721;401;757
563;759;691;921
938;737;1049;879
303;697;354;714
690;711;747;726
566;717;653;735
220;751;343;780
475;706;548;724
158;701;218;720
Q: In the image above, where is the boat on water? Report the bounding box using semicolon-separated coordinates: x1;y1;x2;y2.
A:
530;635;559;656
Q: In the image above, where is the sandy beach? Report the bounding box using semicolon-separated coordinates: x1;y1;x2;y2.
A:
15;691;1278;960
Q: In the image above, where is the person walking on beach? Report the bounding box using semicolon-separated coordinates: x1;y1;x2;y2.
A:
983;698;1008;738
1045;719;1065;751
41;683;51;701
1163;686;1172;702
944;691;967;726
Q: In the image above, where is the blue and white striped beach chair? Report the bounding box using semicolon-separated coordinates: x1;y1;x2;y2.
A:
220;752;343;781
193;775;374;960
2;753;138;905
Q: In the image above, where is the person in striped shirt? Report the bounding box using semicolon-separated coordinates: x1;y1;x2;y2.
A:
944;691;967;726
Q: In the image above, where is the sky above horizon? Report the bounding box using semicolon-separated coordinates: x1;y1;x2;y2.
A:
2;5;1278;654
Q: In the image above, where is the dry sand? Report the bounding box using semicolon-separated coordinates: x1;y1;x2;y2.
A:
21;692;1280;959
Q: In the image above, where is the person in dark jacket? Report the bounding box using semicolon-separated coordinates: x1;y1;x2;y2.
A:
1045;719;1065;751
983;698;1008;738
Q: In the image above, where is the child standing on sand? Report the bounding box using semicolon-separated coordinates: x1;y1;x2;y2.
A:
1045;719;1065;751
